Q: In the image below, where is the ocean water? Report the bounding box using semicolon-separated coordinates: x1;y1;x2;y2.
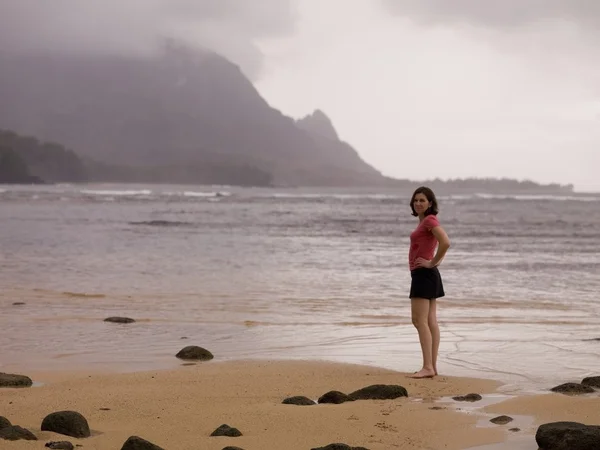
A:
1;183;599;392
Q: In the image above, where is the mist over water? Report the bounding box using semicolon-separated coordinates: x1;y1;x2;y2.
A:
1;183;598;391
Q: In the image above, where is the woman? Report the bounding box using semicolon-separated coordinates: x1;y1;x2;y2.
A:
407;186;450;379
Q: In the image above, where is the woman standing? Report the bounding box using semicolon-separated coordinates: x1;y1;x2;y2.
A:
407;186;451;379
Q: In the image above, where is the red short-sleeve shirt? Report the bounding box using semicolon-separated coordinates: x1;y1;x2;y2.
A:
409;215;440;271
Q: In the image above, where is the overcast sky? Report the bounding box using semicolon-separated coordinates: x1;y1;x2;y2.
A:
0;0;598;191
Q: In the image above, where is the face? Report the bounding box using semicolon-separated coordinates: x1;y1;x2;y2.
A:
412;193;431;215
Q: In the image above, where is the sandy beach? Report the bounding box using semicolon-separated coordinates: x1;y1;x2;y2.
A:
1;360;500;450
1;359;597;450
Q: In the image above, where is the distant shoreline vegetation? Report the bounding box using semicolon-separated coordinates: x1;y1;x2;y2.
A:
0;129;575;193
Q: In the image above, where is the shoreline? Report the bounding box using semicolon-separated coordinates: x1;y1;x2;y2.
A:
2;359;599;449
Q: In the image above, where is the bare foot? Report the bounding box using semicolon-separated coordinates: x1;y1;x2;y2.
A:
408;369;436;379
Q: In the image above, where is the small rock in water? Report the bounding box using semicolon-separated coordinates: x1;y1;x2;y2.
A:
0;372;33;388
452;393;482;402
45;441;75;450
0;425;38;441
536;421;600;450
210;424;242;437
509;427;521;432
581;376;600;389
282;396;316;406
120;435;165;450
104;316;136;324
490;415;513;425
41;411;91;438
175;345;214;361
550;382;595;395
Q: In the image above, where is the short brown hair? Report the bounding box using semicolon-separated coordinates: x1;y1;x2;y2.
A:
410;186;439;217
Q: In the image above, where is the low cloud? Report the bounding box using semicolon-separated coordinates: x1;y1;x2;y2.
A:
0;0;297;79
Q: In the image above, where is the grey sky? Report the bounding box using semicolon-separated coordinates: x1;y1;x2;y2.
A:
382;0;600;29
0;0;598;191
256;0;600;191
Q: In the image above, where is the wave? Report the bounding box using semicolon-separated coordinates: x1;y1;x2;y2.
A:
129;220;193;227
181;191;231;198
80;189;153;196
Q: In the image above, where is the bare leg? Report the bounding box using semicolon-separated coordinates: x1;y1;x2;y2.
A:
409;298;436;378
428;299;440;375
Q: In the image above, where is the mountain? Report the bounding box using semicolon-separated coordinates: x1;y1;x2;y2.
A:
0;129;85;183
0;42;385;187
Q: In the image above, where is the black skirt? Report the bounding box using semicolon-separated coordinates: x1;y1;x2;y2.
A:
409;267;445;300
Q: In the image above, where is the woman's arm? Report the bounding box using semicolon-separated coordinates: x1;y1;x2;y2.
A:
430;225;450;266
415;225;451;268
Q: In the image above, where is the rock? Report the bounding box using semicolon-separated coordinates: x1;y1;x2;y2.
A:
490;415;513;425
429;406;445;410
318;391;349;404
41;411;91;438
311;444;370;450
120;436;165;450
0;416;11;430
175;345;214;361
210;424;242;437
0;425;38;441
45;441;75;450
104;316;135;324
0;372;33;388
550;383;595;395
452;393;482;402
222;447;245;450
535;421;600;450
509;428;521;432
12;302;25;306
581;376;600;389
347;384;408;401
282;396;316;406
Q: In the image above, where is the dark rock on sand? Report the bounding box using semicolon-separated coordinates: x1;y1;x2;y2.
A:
45;441;75;450
0;372;33;387
41;411;91;438
210;424;242;437
581;376;600;389
0;425;38;441
347;384;408;401
318;390;350;404
550;383;595;395
175;345;214;361
12;302;25;306
104;316;136;324
222;447;246;450
452;393;482;402
509;428;521;432
0;416;11;430
490;415;513;425
535;421;600;450
121;435;165;450
311;444;370;450
282;396;316;406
